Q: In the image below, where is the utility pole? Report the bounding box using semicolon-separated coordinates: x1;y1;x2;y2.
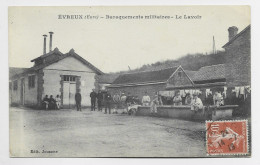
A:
213;36;216;54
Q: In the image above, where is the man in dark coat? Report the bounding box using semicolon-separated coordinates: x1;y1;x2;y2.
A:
75;91;82;111
42;95;50;110
104;90;112;114
49;95;56;110
97;90;103;111
90;89;97;111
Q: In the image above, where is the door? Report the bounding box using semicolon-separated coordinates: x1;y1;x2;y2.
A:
63;82;70;108
20;78;25;105
63;82;76;108
69;83;76;108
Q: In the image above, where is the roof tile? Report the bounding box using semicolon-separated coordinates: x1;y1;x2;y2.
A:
112;67;179;85
193;64;225;82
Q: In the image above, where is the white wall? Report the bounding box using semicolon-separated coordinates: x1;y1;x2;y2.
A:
10;74;38;106
43;56;97;107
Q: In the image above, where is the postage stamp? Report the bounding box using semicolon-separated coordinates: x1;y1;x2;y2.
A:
206;120;248;155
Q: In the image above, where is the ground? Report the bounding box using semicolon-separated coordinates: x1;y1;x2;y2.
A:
10;107;206;157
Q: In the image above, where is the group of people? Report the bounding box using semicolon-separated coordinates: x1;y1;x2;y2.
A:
160;91;224;107
42;95;61;110
74;89;105;112
140;91;204;113
89;90;147;114
89;89;113;114
86;90;206;115
41;89;229;114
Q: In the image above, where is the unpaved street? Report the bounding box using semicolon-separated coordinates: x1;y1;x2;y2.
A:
10;107;206;157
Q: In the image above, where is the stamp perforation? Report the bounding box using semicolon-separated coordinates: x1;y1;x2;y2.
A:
206;120;249;156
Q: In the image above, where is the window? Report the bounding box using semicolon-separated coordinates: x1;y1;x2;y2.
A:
178;71;182;77
13;80;18;90
63;75;76;82
28;75;35;88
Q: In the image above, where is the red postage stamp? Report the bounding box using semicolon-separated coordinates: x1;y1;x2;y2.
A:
206;120;248;155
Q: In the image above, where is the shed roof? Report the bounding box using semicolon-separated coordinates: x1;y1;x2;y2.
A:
97;74;120;84
9;67;29;78
112;67;179;85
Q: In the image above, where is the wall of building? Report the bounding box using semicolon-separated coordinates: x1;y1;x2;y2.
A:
10;79;20;105
108;83;166;101
225;28;251;87
10;73;38;107
42;56;96;107
24;74;38;106
166;68;193;88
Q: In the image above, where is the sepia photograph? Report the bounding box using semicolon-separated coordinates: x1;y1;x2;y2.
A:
8;6;251;158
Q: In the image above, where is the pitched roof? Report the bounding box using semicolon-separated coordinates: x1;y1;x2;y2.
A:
222;25;251;48
64;49;104;75
192;64;225;83
97;74;120;84
185;70;197;80
31;47;63;62
112;67;179;85
10;48;103;79
32;49;103;75
9;67;29;78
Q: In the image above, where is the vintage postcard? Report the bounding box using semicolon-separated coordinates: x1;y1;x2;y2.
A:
9;6;251;157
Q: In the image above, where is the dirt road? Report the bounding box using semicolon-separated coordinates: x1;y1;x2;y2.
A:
9;107;206;157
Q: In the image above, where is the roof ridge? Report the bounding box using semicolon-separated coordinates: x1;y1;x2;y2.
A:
117;66;180;75
65;49;104;75
222;24;251;48
31;47;63;62
199;63;225;69
9;67;29;69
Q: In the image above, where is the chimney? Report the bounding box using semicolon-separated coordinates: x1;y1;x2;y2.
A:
228;26;238;41
49;32;54;52
43;34;47;54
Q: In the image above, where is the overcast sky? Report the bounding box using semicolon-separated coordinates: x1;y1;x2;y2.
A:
9;6;250;73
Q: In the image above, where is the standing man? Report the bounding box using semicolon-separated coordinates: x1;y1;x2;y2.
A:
120;92;127;114
90;89;97;111
97;90;103;111
75;91;82;111
104;90;112;114
150;92;162;115
142;91;151;106
113;92;121;113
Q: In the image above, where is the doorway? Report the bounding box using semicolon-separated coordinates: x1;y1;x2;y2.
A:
20;78;25;105
62;75;77;109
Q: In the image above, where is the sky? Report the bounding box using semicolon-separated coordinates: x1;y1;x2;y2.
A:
8;6;250;73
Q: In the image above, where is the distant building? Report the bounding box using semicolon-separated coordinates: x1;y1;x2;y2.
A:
9;32;103;108
223;25;251;95
107;66;193;99
107;25;251;104
96;74;120;91
166;64;227;101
